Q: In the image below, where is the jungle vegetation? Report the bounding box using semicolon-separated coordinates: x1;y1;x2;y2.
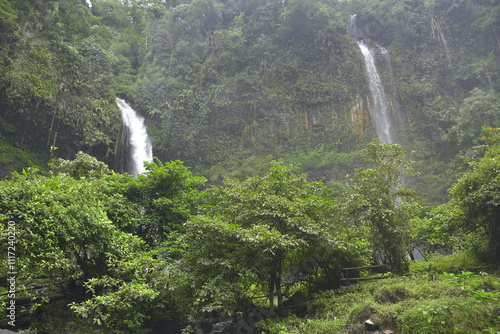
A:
0;0;499;333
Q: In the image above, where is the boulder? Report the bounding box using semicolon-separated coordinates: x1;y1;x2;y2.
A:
364;319;381;331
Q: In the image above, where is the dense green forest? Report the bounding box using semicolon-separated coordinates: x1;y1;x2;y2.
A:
0;0;499;333
0;0;498;199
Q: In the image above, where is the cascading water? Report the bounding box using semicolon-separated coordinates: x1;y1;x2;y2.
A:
357;41;394;144
116;97;153;175
376;43;409;132
347;14;398;144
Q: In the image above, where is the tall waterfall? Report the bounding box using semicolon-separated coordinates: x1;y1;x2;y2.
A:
347;14;401;144
116;97;153;175
357;41;394;144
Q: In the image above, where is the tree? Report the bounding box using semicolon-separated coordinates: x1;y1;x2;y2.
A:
0;155;196;332
177;162;357;317
49;151;112;178
450;88;500;151
0;169;124;281
124;159;206;243
0;0;18;39
0;163;151;333
449;127;500;264
349;140;420;274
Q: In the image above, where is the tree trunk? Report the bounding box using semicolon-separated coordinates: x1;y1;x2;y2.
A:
268;251;286;317
276;252;285;317
489;207;500;264
268;271;275;316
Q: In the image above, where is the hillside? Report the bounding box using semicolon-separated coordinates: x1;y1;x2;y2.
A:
0;0;498;201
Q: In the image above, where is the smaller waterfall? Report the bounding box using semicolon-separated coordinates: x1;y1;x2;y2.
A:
376;44;409;133
116;97;153;175
377;44;390;60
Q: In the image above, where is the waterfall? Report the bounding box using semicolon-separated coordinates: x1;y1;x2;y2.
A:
116;97;153;175
357;41;394;144
347;14;399;144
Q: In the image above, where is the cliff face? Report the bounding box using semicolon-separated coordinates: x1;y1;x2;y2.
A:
349;96;372;140
0;0;497;173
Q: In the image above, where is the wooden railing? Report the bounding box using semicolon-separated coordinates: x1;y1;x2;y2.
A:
341;264;393;285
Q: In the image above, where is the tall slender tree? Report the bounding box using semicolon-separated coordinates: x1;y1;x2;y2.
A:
349;140;420;274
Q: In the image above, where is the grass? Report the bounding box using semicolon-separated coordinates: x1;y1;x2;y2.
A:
259;253;500;334
260;317;344;334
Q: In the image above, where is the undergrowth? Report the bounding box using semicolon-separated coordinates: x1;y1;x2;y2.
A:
260;253;500;334
0;137;46;177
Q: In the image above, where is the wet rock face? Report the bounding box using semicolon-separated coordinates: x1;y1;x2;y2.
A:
347;14;382;41
349;322;396;334
365;318;381;331
193;308;267;334
212;320;233;333
349;96;373;140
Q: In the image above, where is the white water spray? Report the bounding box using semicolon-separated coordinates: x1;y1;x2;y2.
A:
116;97;153;175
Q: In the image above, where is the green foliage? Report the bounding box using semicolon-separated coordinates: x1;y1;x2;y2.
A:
176;161;361;317
1;1;500;332
1;139;500;332
410;128;500;271
0;0;498;203
285;149;364;172
49;151;112;178
0;0;17;34
450;127;500;263
129;0;367;167
261;316;343;334
125;159;206;242
59;159;206;332
410;158;455;204
171;215;257;317
0;0;495;200
348;140;421;274
0;171;116;279
450;89;500;149
0;0;131;162
348;0;500;162
0;137;46;176
411;203;464;255
202;154;275;181
409;252;484;277
69;256;164;333
0;154;195;332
